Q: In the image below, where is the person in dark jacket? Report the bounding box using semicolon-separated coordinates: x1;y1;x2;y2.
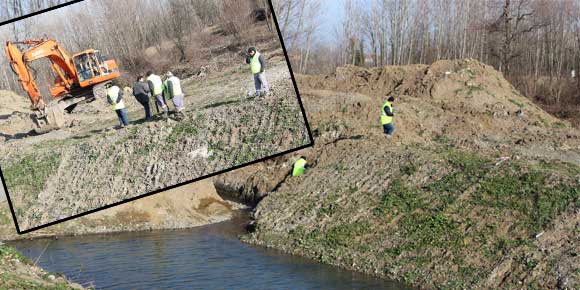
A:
380;96;395;138
132;76;152;120
245;47;269;97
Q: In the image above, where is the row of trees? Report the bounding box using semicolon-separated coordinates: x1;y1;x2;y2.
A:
273;0;325;73
276;0;580;110
0;0;266;98
0;0;68;23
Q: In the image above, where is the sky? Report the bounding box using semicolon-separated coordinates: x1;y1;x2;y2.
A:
316;0;373;43
318;0;346;42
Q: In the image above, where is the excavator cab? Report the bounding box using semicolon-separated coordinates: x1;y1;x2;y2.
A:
72;50;119;86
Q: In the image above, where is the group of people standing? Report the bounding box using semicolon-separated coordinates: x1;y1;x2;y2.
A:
105;71;185;128
104;46;269;128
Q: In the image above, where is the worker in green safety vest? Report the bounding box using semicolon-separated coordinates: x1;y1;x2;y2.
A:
163;71;186;121
245;47;269;97
381;96;395;138
292;156;308;177
146;70;169;119
106;81;129;128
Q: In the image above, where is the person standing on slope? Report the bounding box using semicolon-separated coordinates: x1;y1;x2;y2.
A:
245;47;269;97
132;75;152;121
146;70;169;119
381;96;395;138
163;71;185;121
107;81;129;128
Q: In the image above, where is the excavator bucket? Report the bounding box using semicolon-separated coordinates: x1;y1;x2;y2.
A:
32;103;67;134
32;95;93;134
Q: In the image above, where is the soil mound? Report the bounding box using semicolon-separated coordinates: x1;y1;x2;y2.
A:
298;59;572;150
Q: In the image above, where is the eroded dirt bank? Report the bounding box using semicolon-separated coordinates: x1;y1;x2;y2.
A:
214;59;580;289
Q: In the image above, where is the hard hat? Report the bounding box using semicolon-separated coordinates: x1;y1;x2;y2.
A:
166;71;173;77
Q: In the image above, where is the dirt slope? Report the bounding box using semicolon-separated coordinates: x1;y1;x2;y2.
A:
0;179;241;241
222;59;580;289
0;48;309;231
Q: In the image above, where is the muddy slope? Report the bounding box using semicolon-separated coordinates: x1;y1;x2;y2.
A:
231;59;580;289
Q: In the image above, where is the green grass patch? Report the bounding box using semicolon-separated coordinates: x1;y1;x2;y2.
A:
0;272;77;290
0;244;30;264
467;84;484;95
399;211;462;250
508;99;524;108
374;180;424;216
400;161;417;176
473;170;579;232
167;121;199;144
135;143;156;156
3;152;61;197
552;121;566;128
322;221;372;248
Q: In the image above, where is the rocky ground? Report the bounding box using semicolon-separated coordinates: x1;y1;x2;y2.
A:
0;33;309;231
212;59;580;289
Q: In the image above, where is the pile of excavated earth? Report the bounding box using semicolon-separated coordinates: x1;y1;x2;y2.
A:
212;59;580;289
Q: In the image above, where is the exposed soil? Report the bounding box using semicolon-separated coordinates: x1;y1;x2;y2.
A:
212;59;580;289
0;34;309;231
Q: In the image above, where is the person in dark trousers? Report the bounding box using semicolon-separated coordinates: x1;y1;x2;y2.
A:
245;47;269;97
381;96;395;138
146;70;169;119
106;81;129;128
132;75;152;120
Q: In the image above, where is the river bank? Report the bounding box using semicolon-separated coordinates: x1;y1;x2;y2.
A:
0;242;83;289
234;61;580;290
0;179;245;241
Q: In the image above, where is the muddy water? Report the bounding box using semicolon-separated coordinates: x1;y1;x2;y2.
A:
11;214;411;290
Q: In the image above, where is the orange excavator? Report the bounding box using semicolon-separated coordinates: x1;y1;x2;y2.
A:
5;38;120;132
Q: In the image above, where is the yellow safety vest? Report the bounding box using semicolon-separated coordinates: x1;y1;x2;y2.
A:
147;74;163;96
107;86;125;111
250;52;262;74
164;76;183;97
380;101;393;125
292;158;307;177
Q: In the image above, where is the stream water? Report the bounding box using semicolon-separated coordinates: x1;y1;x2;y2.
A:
10;214;411;290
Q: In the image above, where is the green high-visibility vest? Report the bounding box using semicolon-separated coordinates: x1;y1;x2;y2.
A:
107;86;125;111
250;52;262;74
380;101;393;125
292;158;307;177
147;74;163;96
163;76;183;97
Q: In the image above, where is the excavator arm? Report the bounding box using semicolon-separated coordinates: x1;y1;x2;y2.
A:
5;39;77;110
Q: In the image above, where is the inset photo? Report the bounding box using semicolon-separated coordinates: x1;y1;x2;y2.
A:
0;0;311;233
